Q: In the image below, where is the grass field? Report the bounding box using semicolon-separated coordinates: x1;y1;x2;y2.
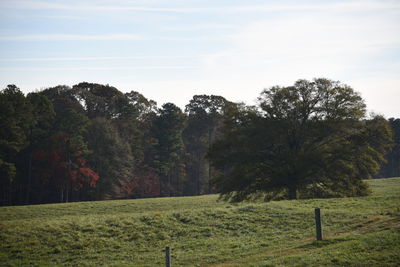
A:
1;178;399;266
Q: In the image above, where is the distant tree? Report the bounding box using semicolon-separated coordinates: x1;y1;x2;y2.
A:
86;117;134;200
32;132;99;203
115;169;160;199
183;95;234;195
113;91;162;198
22;92;55;204
41;85;85;115
72;82;127;119
124;90;158;119
208;78;393;201
0;85;33;205
378;118;400;177
114;90;158;173
153;103;187;196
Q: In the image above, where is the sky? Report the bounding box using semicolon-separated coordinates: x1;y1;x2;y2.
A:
0;0;399;118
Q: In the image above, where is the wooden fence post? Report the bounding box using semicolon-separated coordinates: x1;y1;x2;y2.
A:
315;208;323;241
166;246;171;267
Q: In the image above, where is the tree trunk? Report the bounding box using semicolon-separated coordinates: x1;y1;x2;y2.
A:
288;185;297;200
207;127;212;194
8;178;12;206
2;186;6;206
66;182;69;203
168;173;171;197
196;155;201;195
207;162;212;194
26;150;32;205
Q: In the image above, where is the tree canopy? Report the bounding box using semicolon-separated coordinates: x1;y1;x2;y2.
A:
208;78;394;201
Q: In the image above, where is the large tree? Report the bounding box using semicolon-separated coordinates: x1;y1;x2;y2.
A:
208;78;393;201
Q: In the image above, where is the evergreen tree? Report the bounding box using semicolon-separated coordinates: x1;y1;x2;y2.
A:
21;92;55;204
0;85;33;205
153;103;187;196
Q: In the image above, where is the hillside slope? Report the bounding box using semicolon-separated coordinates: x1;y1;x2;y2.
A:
1;178;399;266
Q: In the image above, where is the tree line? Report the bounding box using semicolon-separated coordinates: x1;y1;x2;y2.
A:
0;82;233;205
0;79;399;205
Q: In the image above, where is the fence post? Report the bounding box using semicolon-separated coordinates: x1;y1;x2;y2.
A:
315;208;323;241
166;246;171;267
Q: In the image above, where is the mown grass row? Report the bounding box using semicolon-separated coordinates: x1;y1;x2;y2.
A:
1;178;399;266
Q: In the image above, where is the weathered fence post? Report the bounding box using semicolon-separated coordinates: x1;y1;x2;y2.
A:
166;246;171;267
315;208;323;241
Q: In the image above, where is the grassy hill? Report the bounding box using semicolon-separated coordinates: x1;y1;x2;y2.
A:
1;178;399;266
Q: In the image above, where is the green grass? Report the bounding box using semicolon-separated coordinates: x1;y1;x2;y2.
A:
1;178;399;266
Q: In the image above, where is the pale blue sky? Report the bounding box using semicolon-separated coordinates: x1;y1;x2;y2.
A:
1;0;399;117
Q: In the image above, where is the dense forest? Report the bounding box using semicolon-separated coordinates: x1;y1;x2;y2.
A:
0;82;234;205
0;80;399;206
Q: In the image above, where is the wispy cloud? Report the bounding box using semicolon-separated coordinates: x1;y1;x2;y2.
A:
0;66;198;71
39;15;86;20
229;1;400;12
161;24;235;32
0;34;223;42
0;55;204;62
0;34;143;41
2;0;399;13
0;1;209;12
0;57;134;62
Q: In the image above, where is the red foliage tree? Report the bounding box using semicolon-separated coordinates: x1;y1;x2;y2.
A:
32;133;99;202
117;169;160;199
70;157;99;190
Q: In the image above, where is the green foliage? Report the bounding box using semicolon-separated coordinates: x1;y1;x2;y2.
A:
0;85;34;204
72;82;127;119
299;180;371;199
378;118;400;177
86;117;134;199
25;92;55;147
208;78;393;201
0;85;32;160
0;160;16;184
0;178;399;266
153;103;187;196
183;95;234;195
